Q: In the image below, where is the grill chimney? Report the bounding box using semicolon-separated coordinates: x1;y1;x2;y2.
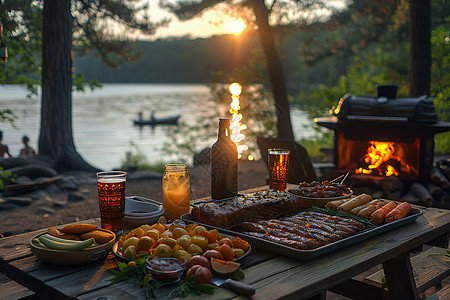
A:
377;85;398;99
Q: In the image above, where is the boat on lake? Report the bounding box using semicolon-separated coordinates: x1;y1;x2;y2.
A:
133;113;181;126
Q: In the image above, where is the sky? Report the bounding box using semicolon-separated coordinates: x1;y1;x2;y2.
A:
145;1;346;40
150;2;240;39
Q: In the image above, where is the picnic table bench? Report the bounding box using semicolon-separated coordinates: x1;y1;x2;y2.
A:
1;186;449;299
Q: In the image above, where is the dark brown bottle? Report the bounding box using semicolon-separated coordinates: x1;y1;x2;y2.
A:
211;118;238;199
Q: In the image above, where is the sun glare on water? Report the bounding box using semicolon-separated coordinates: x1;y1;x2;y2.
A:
226;19;246;35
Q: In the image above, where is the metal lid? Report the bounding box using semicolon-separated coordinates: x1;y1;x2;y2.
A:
334;94;438;123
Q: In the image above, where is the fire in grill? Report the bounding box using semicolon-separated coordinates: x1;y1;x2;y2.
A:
315;85;450;181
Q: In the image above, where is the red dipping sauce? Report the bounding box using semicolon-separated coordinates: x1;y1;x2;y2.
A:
146;256;186;282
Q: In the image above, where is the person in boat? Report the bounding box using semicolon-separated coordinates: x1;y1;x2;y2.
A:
0;131;11;158
151;111;155;122
138;111;143;122
19;135;37;157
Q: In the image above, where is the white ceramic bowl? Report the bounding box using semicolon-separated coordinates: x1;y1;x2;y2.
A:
124;196;164;226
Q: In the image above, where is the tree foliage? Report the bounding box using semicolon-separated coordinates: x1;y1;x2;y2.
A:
1;0;164;171
293;0;449;154
1;0;165;91
76;33;261;83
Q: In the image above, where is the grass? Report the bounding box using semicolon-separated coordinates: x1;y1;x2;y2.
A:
119;142;166;172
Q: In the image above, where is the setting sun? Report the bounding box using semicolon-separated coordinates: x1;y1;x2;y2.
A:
226;19;247;35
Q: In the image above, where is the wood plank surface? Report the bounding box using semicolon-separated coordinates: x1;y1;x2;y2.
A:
1;199;449;299
0;274;35;300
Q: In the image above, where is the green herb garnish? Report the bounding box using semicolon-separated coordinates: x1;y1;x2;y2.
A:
231;268;245;281
108;258;168;298
307;206;377;229
169;276;216;298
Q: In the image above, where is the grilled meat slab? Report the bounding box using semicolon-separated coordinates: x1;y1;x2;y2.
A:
191;190;303;229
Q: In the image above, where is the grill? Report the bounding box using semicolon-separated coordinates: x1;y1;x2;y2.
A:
315;85;450;181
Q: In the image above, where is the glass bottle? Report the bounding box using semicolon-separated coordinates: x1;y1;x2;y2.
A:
162;164;190;220
211;118;238;199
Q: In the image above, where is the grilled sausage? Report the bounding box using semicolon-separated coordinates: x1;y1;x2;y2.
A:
244;231;310;249
336;194;372;212
357;200;388;219
258;220;332;246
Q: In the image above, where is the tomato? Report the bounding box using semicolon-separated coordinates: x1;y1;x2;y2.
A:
203;250;224;261
187;255;211;269
186;265;212;284
218;244;234;261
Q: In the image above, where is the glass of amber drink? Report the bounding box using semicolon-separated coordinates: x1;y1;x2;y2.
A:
97;171;127;235
162;164;190;221
268;149;290;191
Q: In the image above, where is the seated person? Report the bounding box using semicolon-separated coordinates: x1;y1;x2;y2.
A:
19;135;37;157
0;131;11;158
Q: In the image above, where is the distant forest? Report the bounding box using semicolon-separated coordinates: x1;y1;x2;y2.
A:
74;31;351;87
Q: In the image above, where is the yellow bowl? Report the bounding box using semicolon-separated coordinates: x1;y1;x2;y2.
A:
29;229;116;266
288;189;353;208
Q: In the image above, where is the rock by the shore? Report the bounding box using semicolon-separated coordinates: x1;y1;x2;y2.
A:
0;160;268;237
68;191;86;202
35;206;56;215
5;197;32;205
57;177;79;191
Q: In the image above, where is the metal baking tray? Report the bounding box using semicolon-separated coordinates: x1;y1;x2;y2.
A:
181;206;422;261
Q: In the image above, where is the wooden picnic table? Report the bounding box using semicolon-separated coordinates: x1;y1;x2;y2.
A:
1;186;449;299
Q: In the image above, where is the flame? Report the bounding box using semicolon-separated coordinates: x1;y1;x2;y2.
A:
228;82;248;159
355;141;399;176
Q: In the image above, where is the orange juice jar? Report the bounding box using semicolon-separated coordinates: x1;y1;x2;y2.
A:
162;164;190;220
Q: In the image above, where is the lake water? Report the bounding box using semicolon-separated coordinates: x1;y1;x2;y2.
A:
0;83;316;170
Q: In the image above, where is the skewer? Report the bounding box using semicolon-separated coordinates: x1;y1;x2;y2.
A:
330;174;345;183
329;172;350;184
340;172;350;184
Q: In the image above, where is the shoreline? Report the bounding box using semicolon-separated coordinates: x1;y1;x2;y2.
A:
0;160;268;237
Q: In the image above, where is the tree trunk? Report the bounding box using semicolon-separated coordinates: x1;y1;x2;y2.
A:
40;0;99;172
251;0;294;140
409;0;431;97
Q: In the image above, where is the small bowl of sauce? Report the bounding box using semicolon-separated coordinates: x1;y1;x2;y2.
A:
146;255;187;282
